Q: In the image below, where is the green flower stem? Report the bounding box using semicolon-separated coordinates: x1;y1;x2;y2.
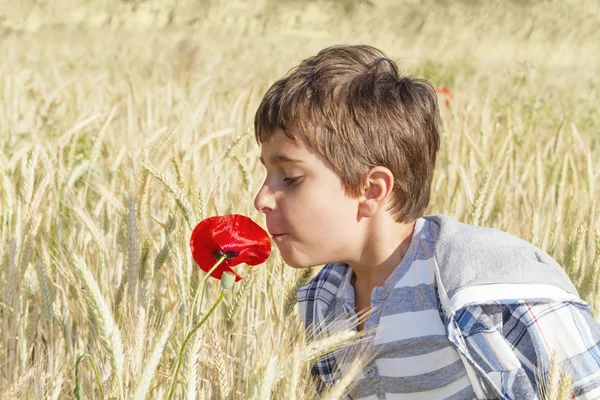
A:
189;254;227;326
168;291;226;400
73;353;104;400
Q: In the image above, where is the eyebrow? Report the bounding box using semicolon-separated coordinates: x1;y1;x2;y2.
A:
259;155;305;166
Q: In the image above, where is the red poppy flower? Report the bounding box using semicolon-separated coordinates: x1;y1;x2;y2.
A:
435;86;455;107
189;214;271;282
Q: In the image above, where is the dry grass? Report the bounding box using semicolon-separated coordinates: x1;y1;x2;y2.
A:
0;0;599;398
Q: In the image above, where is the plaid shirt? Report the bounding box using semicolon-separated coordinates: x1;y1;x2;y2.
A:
298;262;600;399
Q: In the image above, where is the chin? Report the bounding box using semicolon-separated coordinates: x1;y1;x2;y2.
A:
277;245;331;269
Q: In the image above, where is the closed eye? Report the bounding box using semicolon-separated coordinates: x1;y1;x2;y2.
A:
283;177;300;186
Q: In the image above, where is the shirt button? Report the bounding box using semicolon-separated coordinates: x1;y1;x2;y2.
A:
363;365;377;378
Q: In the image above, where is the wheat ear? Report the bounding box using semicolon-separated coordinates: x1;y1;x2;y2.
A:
72;255;124;398
208;320;230;400
133;315;175;400
142;159;195;230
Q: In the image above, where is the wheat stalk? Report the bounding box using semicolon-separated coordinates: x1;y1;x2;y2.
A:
482;147;511;223
35;260;54;323
139;236;153;284
137;169;150;229
225;129;252;160
196;187;206;221
555;154;570;218
584;227;600;317
300;329;358;364
72;255;124;399
258;356;278;400
72;204;107;252
284;345;302;400
133;314;175;400
233;155;252;193
208;320;230;400
5;239;18;312
142;159;195;230
171;154;185;191
184;323;203;400
567;224;586;284
153;211;176;273
1;165;15;217
129;305;148;381
126;196;140;300
226;269;257;330
21;146;39;206
468;169;492;226
537;350;574;400
283;268;314;319
5;366;35;399
320;357;363;400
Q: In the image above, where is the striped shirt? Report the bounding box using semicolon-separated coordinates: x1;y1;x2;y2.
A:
298;214;600;399
323;218;475;399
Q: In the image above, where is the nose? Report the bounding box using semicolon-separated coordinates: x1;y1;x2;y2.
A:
254;181;275;214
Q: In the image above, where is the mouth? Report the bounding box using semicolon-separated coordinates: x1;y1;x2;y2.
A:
271;234;287;239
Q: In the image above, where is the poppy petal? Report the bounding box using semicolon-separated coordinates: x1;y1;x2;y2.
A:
190;217;223;278
210;215;271;267
189;214;271;282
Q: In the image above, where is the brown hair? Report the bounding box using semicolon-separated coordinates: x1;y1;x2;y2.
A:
254;44;440;223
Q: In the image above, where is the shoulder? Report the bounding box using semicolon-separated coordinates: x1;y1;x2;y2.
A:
422;214;546;264
422;214;579;299
423;214;523;246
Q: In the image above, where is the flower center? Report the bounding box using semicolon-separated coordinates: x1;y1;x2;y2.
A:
212;249;239;260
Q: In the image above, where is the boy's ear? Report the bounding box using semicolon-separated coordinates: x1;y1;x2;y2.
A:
357;167;394;218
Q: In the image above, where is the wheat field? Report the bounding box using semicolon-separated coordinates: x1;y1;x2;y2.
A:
1;0;599;398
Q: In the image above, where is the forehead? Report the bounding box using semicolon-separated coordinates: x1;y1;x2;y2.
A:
259;128;312;164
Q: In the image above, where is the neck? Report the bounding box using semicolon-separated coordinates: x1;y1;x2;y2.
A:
349;219;416;290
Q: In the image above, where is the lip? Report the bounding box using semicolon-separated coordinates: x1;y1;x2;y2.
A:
271;234;287;239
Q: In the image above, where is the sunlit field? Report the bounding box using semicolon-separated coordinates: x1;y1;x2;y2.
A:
1;0;599;398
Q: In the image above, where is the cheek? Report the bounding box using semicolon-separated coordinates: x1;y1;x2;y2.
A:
303;194;358;236
282;180;357;227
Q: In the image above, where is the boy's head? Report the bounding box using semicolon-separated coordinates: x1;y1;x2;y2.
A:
253;45;440;269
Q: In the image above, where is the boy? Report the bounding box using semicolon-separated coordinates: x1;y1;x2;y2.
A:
252;45;600;399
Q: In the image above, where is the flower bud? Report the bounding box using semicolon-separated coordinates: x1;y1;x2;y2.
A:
221;272;236;290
